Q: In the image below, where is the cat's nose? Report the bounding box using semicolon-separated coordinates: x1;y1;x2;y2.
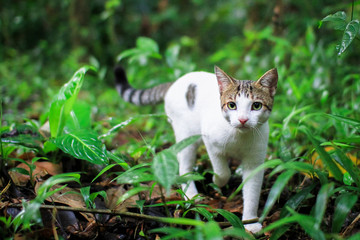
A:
239;118;248;125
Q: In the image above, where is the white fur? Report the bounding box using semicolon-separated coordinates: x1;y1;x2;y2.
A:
164;72;270;233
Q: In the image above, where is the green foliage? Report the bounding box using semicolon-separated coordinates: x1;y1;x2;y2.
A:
2;0;360;239
53;130;109;165
49;66;96;138
320;6;360;56
12;173;81;231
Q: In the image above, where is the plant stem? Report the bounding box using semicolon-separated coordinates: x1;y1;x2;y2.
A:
351;0;354;21
159;185;171;218
3;203;259;226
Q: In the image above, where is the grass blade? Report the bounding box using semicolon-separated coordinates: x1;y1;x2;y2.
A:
313;183;334;229
215;209;244;229
260;169;296;222
300;126;343;181
332;193;358;233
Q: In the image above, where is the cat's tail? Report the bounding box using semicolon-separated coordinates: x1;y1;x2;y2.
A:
114;66;173;105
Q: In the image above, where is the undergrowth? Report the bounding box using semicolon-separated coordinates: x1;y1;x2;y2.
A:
1;1;360;240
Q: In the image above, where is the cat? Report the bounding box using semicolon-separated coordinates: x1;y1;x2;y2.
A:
114;66;278;233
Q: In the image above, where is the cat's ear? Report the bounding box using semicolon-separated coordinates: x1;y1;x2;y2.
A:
255;68;278;97
215;66;236;93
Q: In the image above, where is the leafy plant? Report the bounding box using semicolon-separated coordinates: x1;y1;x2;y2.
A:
319;1;359;56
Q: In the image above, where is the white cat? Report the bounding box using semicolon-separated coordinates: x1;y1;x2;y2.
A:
115;66;278;233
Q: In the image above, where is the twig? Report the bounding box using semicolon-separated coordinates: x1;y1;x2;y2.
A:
3;203;259;226
341;212;360;237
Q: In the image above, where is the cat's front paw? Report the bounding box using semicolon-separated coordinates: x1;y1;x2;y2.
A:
244;222;262;234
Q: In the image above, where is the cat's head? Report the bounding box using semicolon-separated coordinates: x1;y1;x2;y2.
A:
215;66;278;131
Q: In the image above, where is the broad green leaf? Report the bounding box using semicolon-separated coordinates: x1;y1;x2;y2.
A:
260;170;296;222
313;183;334;229
332;193;358;233
338;20;360;56
300;126;343;181
49;66;96;138
152;149;178;194
319;11;347;30
53;130;109;165
215;209;244;229
170;135;201;154
65;100;92;131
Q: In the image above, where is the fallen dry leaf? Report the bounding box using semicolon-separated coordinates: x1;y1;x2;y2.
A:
9;161;62;186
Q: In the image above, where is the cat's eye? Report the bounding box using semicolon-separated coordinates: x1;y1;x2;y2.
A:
227;102;237;110
252;102;263;111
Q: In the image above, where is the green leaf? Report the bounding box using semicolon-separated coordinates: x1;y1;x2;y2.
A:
204;221;223;240
332;193;358;233
189;207;214;221
300;126;343;181
313;183;334;229
53;130;109;165
333;148;360;187
260;170;296;222
114;166;154;184
49;66;96;138
338;20;360;56
152;149;178;194
65;100;92;131
117;186;150;204
280;183;317;218
326;114;360;127
223;227;255;240
170;135;201;154
319;11;347;30
91;163;117;183
149;227;195;240
265;208;326;240
343;172;355;186
215;209;244;230
117;37;162;64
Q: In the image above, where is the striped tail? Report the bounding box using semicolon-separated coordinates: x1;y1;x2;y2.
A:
114;66;172;105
